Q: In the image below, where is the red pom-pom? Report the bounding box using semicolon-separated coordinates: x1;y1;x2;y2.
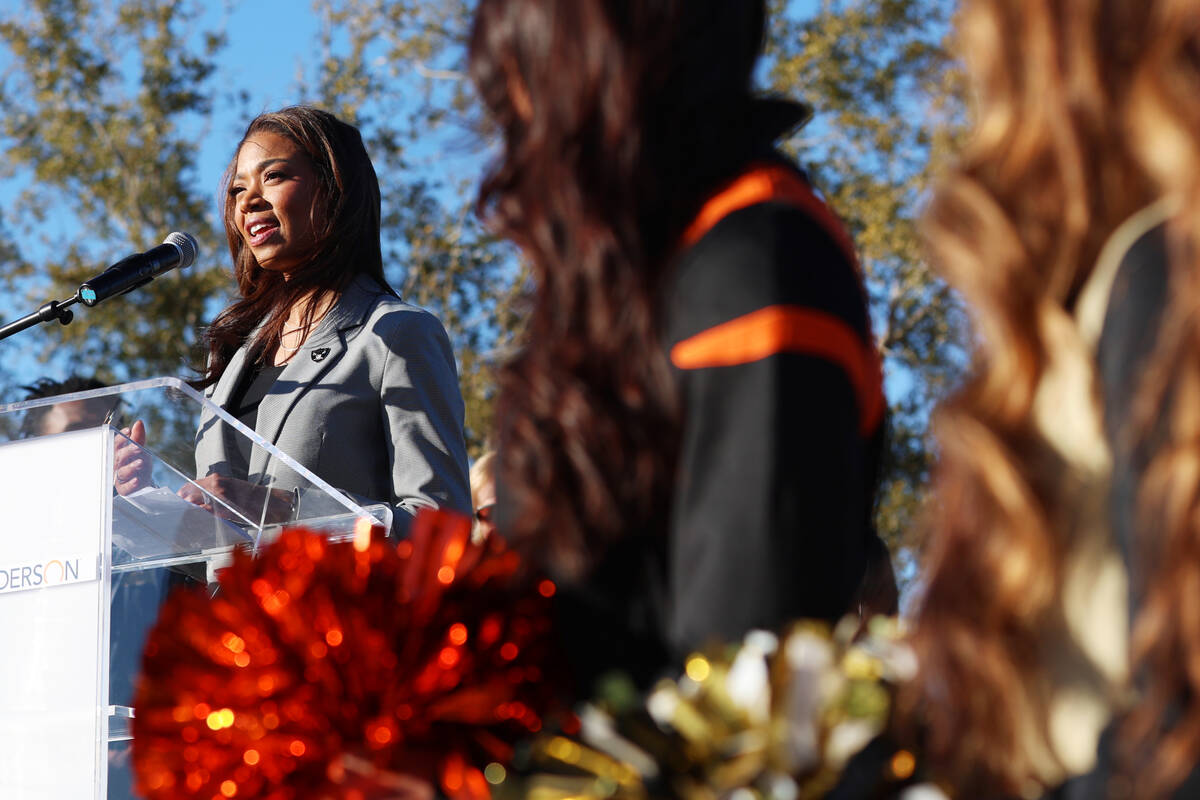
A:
132;510;563;799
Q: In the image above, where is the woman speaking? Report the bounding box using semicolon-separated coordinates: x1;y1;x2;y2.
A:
120;106;471;536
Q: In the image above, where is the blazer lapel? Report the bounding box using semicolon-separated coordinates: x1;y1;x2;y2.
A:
251;335;344;455
194;343;252;475
211;345;250;408
246;278;380;477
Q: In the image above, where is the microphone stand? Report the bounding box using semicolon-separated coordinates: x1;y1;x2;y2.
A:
0;292;80;342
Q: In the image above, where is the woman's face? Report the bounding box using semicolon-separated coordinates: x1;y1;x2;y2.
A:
474;478;497;540
230;131;321;277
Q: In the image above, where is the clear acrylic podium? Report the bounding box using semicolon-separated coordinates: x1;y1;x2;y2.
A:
0;377;392;799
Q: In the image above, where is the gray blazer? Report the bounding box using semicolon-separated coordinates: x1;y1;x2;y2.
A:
194;275;471;536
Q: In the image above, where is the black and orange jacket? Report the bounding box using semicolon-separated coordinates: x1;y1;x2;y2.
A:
549;156;888;696
662;161;886;653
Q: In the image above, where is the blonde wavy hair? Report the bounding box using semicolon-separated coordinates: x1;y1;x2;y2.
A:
900;0;1200;795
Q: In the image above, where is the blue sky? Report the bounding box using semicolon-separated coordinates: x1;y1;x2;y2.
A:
0;0;822;391
198;0;820;234
197;2;323;232
0;0;824;239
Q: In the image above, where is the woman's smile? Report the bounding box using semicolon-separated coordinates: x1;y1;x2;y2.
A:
230;131;319;277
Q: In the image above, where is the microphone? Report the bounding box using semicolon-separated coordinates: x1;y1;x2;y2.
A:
78;232;199;307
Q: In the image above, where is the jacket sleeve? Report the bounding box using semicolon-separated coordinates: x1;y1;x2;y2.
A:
664;201;883;656
368;308;472;537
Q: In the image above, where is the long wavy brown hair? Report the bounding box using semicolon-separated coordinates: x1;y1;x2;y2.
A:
468;0;777;577
201;106;391;387
900;0;1185;794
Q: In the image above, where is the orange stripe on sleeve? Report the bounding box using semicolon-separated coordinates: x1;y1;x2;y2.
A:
669;305;884;434
680;165;859;271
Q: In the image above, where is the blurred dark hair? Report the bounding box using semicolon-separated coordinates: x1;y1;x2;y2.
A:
469;0;772;577
20;375;115;437
201;105;391;387
22;375;106;400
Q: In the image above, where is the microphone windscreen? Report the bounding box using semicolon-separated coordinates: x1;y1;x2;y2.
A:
163;231;198;268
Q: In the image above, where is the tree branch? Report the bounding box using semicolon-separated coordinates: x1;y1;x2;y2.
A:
414;63;466;82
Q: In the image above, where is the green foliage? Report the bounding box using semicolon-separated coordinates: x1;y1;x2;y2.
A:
0;0;967;570
766;0;968;562
0;0;229;383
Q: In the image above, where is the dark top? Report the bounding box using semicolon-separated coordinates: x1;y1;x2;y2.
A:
1097;221;1169;611
552;156;886;695
664;188;883;644
222;359;286;480
1048;220;1200;798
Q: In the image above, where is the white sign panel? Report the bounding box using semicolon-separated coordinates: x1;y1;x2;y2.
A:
0;428;108;800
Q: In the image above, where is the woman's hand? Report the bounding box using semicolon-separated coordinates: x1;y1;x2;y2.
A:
178;474;295;524
114;420;152;496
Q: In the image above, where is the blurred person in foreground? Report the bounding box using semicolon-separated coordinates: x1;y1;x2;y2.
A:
895;1;1200;798
469;0;888;696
